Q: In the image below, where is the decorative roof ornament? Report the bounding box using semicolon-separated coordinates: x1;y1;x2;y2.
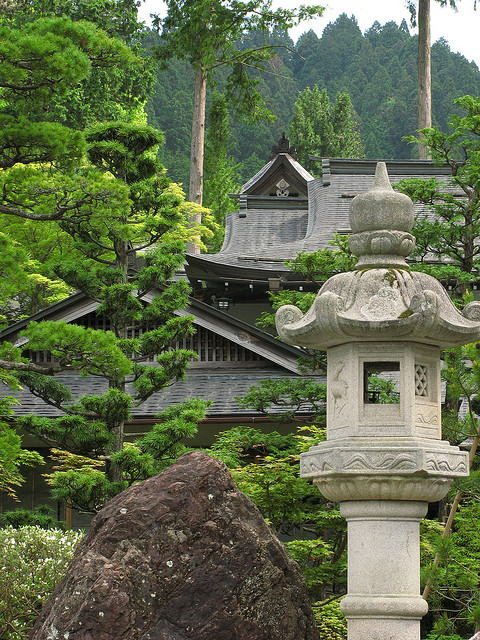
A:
276;162;480;349
276;179;290;197
270;132;297;159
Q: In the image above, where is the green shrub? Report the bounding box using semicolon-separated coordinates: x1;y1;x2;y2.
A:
0;526;82;639
1;504;66;530
424;634;464;640
312;600;347;640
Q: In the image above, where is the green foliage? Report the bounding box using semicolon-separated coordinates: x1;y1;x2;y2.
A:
0;424;44;499
424;631;464;640
235;378;326;423
1;504;65;530
0;9;154;318
286;537;345;603
0;227;71;322
365;374;400;404
18;414;115;458
0;526;82;640
3;1;155;129
4;0;145;42
86;120;165;182
287;235;358;284
48;467;118;514
311;601;347;640
233;454;316;529
0;15;140;135
209;425;298;467
421;500;480;638
398;95;480;291
0;397;44;500
20;321;132;381
203;91;242;250
256;289;317;331
137;398;211;465
289;85;364;175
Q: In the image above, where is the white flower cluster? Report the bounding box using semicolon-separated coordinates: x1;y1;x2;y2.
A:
0;526;83;640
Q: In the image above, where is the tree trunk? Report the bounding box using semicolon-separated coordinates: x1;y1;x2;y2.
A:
418;0;432;159
109;238;129;483
188;66;207;254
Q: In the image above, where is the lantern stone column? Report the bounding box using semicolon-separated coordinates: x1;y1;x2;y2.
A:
276;163;480;640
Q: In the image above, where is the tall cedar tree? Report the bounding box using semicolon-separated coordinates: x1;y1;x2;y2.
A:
0;16;209;512
406;0;475;159
203;91;242;251
152;0;324;251
288;86;364;176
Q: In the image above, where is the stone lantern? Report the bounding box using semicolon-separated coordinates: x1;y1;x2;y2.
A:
275;163;480;640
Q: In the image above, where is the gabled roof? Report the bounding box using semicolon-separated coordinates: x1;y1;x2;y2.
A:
185;135;316;290
239;152;314;198
186;158;458;289
1;290;321;421
1;291;304;374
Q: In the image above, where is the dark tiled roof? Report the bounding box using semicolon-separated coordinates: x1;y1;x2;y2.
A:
305;161;455;251
2;368;325;419
194;207;308;272
186;158;458;276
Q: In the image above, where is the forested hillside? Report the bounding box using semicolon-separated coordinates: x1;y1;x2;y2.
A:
145;14;480;185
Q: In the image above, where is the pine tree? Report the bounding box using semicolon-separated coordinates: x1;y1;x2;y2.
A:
0;16;210;513
10;121;211;512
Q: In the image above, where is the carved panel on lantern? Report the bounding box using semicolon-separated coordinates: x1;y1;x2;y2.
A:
413;347;441;439
327;344;357;439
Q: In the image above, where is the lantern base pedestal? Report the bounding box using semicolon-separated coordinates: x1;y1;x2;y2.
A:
339;501;429;640
344;617;422;640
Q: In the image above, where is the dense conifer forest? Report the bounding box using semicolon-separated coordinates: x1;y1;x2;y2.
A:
144;14;480;185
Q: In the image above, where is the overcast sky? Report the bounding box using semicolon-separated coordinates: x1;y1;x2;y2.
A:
137;0;480;68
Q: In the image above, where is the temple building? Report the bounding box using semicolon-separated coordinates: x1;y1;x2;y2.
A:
0;134;461;525
186;135;456;325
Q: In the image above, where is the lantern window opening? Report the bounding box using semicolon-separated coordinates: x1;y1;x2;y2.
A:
363;361;400;405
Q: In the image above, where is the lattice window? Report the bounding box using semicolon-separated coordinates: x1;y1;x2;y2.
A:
25;313;265;365
415;365;428;397
179;326;263;363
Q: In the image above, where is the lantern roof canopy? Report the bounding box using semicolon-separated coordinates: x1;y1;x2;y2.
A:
276;163;480;350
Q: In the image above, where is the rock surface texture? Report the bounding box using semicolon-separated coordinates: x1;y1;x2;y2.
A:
31;451;319;640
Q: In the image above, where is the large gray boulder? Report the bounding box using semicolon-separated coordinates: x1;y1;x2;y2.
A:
31;451;320;640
